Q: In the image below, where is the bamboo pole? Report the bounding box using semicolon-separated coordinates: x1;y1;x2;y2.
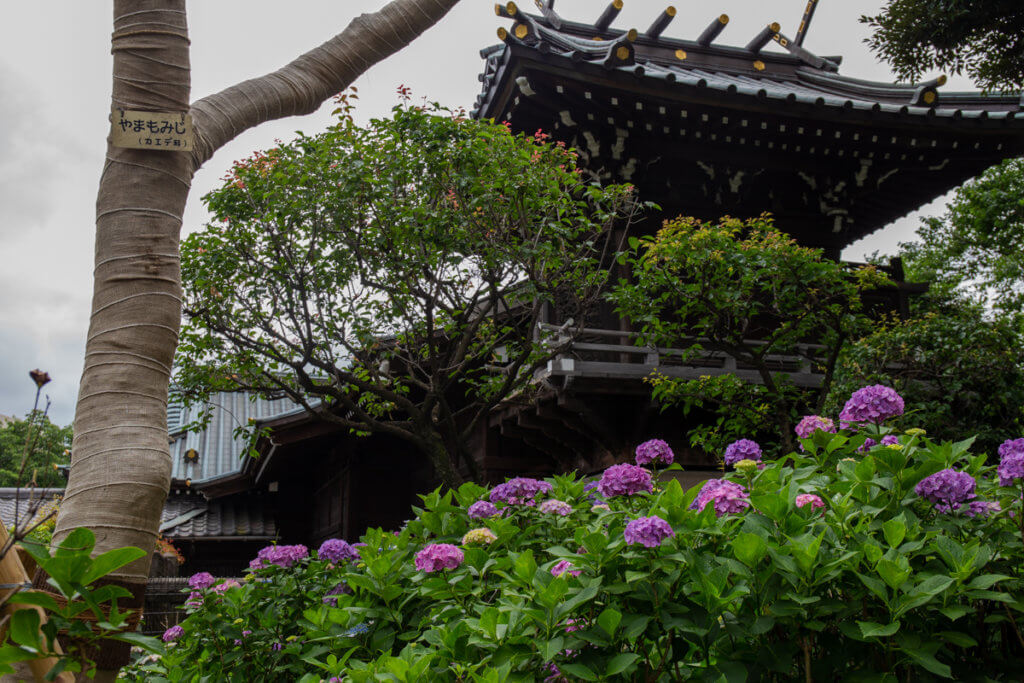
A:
0;523;73;683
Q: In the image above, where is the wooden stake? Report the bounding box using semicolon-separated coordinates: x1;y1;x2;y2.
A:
0;523;73;683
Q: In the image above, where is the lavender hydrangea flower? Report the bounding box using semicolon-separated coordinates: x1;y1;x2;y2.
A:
635;439;674;466
162;625;184;642
597;463;653;498
414;543;464;572
794;415;836;440
881;435;900;447
550;559;582;577
188;572;216;590
914;468;976;512
998;439;1024;486
624;515;675;548
840;385;905;427
468;500;500;519
212;579;240;594
724;439;762;466
538;499;573;516
317;539;360;563
858;437;877;453
184;590;203;609
690;479;750;517
489;477;553;505
965;500;1001;518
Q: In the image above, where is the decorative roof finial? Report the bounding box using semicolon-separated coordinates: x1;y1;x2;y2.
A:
595;0;623;32
697;14;729;46
646;7;676;39
794;0;820;47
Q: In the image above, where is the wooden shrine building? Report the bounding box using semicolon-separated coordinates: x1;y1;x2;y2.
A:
148;2;1024;585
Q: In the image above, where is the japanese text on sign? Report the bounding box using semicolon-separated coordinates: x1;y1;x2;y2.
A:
110;110;193;151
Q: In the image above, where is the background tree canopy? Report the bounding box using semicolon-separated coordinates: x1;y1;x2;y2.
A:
176;99;640;485
0;412;71;489
862;0;1024;91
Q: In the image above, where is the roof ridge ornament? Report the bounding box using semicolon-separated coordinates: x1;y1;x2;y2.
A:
646;6;676;39
747;22;781;54
771;29;839;71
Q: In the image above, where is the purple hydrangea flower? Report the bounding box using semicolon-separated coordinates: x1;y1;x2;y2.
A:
184;590;203;609
881;435;900;446
188;572;215;590
213;579;240;594
795;493;825;511
583;481;603;504
271;642;283;652
597;463;653;498
915;468;977;512
624;515;675;548
250;544;309;570
965;500;1001;518
998;440;1024;486
539;499;573;516
635;439;674;466
468;500;500;519
414;543;464;572
550;559;581;577
162;625;184;642
794;415;836;440
318;539;360;563
840;385;905;427
724;439;762;466
489;477;553;505
690;479;750;517
322;582;352;606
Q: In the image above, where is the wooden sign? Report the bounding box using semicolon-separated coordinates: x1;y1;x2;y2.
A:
111;109;193;151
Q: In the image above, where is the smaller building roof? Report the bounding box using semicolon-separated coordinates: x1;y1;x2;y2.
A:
168;391;298;486
159;492;277;540
0;488;61;530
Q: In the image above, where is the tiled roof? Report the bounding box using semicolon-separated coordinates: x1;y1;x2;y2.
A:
168;391;297;485
159;492;277;540
0;488;61;530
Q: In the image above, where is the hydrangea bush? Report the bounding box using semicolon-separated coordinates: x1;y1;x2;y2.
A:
126;389;1024;681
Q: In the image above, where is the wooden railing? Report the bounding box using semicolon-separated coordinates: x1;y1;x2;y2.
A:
537;323;826;388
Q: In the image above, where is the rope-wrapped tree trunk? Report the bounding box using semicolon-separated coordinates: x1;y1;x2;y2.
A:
51;0;460;678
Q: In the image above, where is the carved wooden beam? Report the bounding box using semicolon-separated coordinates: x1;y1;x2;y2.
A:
697;14;729;46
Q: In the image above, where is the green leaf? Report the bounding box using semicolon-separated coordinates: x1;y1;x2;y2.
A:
937;631;978;648
732;532;768;568
597;607;622;637
750;493;787;521
559;662;598;681
605;653;640;676
9;609;40;651
82;547;147;585
902;648;952;678
857;621;899;638
882;517;906;549
967;574;1012;590
514;550;536;583
55;528;95;557
939;605;971;621
876;558;910;590
5;592;58;612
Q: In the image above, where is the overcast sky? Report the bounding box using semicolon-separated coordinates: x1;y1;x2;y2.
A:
0;1;972;425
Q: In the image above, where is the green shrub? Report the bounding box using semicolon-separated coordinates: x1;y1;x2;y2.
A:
127;390;1024;682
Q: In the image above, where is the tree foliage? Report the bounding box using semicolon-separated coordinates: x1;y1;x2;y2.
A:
0;412;70;489
899;158;1024;316
608;215;888;453
176;99;639;486
862;0;1024;91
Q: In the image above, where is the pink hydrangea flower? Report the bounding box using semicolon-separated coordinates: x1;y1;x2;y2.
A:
550;559;581;577
690;479;750;517
188;572;215;590
162;625;184;642
597;463;653;498
624;515;675;548
212;579;240;594
539;499;573;516
795;493;825;511
635;439;674;466
414;543;464;572
795;415;836;440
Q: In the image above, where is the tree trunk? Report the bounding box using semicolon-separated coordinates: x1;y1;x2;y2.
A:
52;0;460;674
